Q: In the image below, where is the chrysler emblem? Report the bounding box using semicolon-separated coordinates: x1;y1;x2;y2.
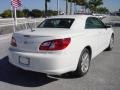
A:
23;40;34;44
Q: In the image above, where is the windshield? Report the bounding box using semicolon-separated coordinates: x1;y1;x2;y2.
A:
37;18;74;28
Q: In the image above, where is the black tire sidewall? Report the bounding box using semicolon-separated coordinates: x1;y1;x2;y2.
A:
107;36;114;50
109;36;114;49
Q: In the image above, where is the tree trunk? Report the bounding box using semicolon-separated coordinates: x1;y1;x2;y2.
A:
45;0;47;17
70;2;72;14
57;0;59;15
66;0;68;15
74;3;77;14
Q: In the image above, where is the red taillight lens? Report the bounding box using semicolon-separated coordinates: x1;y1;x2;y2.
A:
11;37;17;47
39;38;71;50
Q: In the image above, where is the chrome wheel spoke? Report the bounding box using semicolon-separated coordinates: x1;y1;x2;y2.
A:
81;53;89;73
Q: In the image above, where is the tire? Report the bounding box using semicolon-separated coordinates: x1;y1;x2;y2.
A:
74;48;91;77
106;36;114;51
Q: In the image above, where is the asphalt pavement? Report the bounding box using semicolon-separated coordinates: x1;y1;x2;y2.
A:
0;27;120;90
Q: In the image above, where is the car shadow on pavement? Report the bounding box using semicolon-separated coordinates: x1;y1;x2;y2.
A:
50;72;83;79
0;56;57;87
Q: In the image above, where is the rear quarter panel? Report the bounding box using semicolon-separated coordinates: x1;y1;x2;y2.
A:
62;29;100;71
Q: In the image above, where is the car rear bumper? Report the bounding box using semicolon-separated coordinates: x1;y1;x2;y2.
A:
8;48;76;75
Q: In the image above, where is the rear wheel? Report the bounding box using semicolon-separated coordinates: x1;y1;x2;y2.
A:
74;48;91;77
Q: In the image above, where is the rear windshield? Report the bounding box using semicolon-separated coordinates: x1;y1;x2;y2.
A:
37;18;74;28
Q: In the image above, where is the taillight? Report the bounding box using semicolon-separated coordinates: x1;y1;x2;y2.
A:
11;37;17;47
39;38;71;50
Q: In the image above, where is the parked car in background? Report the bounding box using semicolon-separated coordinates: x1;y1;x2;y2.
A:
8;15;114;77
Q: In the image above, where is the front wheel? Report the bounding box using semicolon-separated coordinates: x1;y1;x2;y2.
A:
74;48;91;77
106;36;114;51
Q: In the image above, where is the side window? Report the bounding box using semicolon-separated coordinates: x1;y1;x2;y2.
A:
85;17;106;29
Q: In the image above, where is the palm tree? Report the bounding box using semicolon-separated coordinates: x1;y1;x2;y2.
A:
68;0;76;14
45;0;51;17
96;7;109;14
75;0;87;13
88;0;103;13
66;0;77;14
75;0;86;5
65;0;87;14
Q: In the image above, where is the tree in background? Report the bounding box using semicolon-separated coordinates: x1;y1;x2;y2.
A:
1;10;12;18
88;0;103;13
46;10;58;16
0;0;108;18
68;0;75;14
65;0;74;14
17;10;24;17
45;0;51;17
0;9;58;18
23;9;30;17
96;7;109;14
1;10;25;18
30;9;43;18
67;0;104;14
65;0;87;14
76;0;88;13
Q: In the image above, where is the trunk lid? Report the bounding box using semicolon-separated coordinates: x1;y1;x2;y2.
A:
13;28;71;52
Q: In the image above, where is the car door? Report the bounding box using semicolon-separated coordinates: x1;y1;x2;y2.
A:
85;17;101;56
85;17;107;56
90;17;109;50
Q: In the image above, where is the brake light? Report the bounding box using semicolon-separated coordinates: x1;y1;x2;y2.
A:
39;38;71;50
11;37;17;47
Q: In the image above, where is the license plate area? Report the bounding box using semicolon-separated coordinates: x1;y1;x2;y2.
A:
19;56;30;65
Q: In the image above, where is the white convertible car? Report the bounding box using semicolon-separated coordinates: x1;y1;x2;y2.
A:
8;15;114;76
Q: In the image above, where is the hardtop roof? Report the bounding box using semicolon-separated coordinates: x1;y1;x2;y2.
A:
48;15;92;20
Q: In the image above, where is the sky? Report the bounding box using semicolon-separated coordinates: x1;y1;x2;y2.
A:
0;0;120;13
